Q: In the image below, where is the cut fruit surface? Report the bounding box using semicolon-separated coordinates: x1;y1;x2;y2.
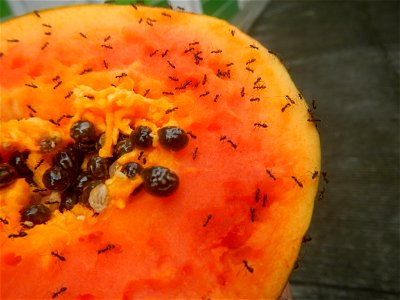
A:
0;5;320;299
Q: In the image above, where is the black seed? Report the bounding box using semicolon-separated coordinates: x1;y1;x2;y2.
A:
87;156;110;180
130;125;153;149
9;151;33;179
121;162;143;178
141;166;179;197
157;126;189;151
42;166;70;191
59;190;78;212
71;171;92;195
80;180;103;205
74;140;97;154
70;120;96;142
114;138;134;158
20;203;51;225
53;148;81;174
0;163;17;187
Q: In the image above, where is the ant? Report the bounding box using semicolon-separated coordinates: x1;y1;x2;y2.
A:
203;214;212;227
52;287;67;299
51;251;66;262
243;260;254;273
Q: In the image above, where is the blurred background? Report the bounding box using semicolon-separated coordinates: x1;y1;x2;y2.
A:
1;1;399;299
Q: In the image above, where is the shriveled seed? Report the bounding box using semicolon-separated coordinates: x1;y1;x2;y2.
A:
88;183;109;213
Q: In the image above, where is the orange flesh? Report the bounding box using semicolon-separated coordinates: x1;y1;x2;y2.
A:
0;5;320;299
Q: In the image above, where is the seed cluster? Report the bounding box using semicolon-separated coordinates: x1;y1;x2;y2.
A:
0;119;189;228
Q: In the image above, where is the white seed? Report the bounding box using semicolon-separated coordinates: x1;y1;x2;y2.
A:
88;183;109;213
109;161;121;178
22;221;34;228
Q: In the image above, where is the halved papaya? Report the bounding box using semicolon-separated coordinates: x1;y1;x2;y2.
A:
0;4;320;299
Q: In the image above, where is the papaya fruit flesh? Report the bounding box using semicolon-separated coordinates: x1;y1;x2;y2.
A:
0;5;320;299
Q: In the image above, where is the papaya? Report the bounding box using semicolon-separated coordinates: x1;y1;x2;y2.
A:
0;4;320;299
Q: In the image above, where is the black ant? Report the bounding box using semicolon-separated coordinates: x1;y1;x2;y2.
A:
64;91;73;99
250;207;256;222
203;214;212;227
51;251;66;262
34;159;44;170
285;95;295;104
41;42;49;50
200;91;210;98
291;176;303;188
175;80;191;90
187;131;197;139
167;60;176;69
149;49;158;57
165;107;178;114
27;105;37;113
192;147;198;160
322;171;329;184
161;49;169;57
227;140;237;149
254;122;268;128
98;243;115;255
262;195;267;207
255;188;261;203
241;87;245;97
53;81;62;90
302;235;312;243
8;232;28;239
318;186;326;201
202;74;207;85
243;260;254;273
281;103;291;112
52;287;67;299
266;169;277;181
25;83;38;88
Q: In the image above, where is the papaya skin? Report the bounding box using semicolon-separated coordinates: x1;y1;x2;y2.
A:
0;5;320;299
